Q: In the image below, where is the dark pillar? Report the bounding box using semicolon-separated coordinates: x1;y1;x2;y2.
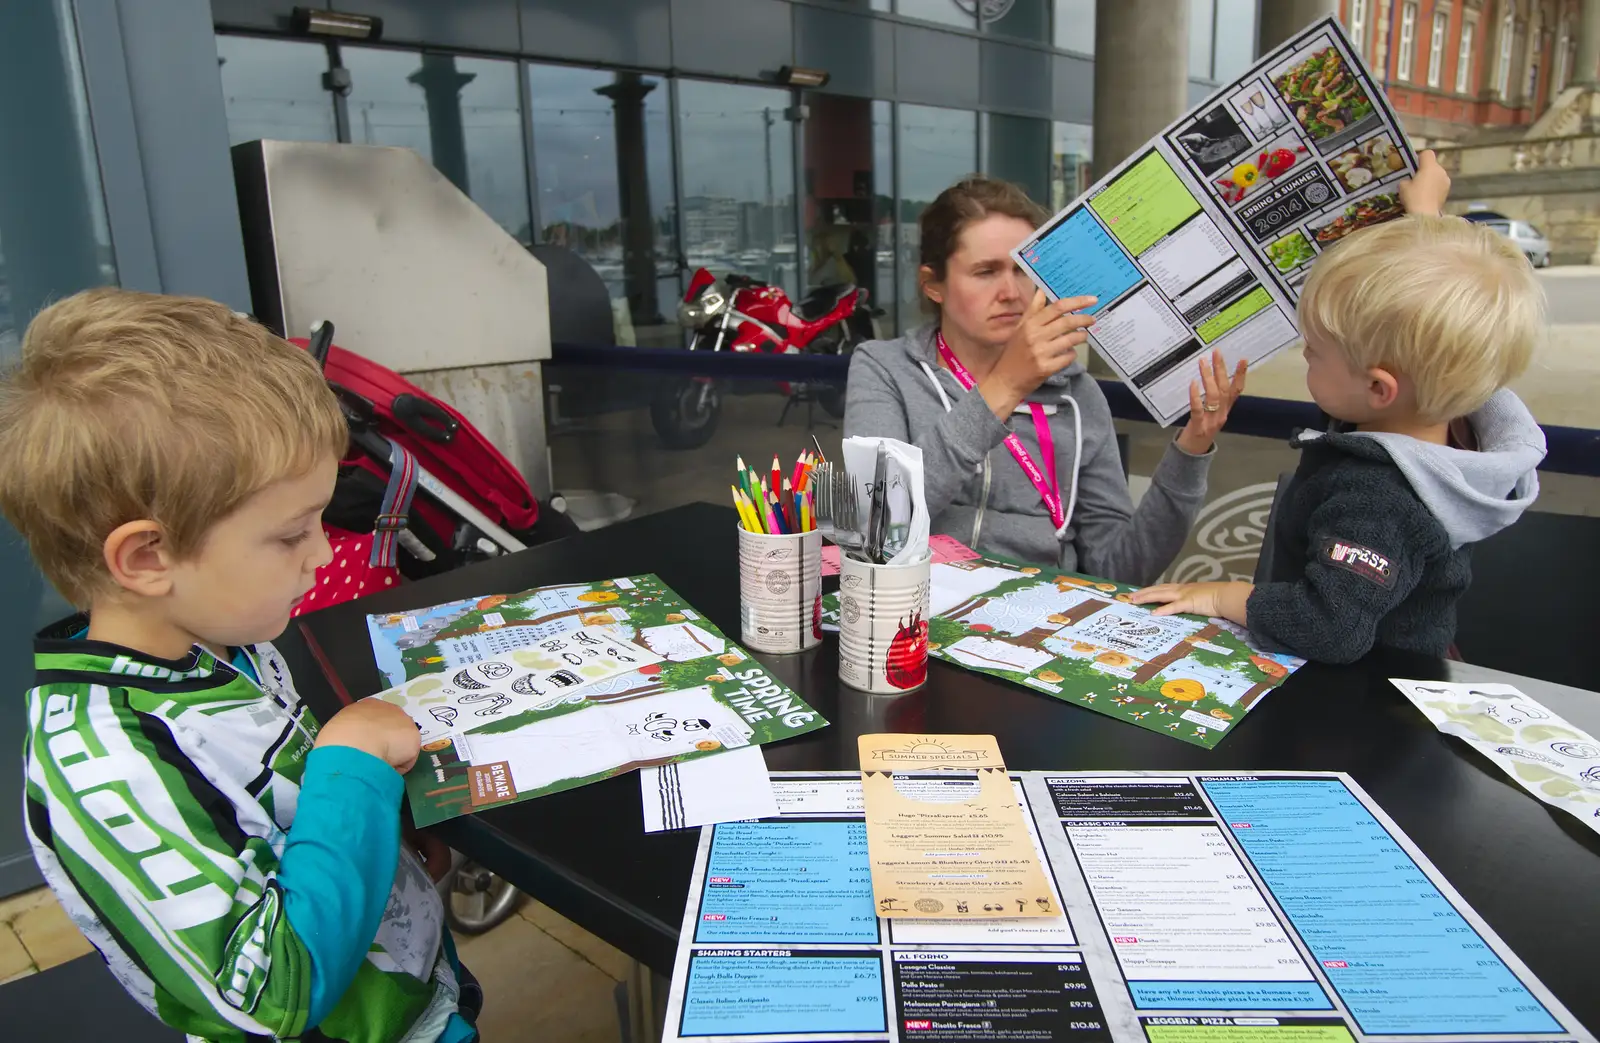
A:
0;1;104;325
1258;0;1339;57
596;73;662;328
408;54;475;196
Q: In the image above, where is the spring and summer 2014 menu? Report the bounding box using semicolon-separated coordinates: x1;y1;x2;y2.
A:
661;771;1592;1043
1013;17;1415;425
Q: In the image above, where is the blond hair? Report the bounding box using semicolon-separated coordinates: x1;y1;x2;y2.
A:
1298;214;1543;423
0;288;347;606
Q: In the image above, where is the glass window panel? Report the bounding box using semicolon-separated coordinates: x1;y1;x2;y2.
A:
1211;0;1256;81
527;64;678;347
1397;2;1417;80
1050;120;1092;212
343;48;531;244
801;94;894;334
897;104;977;331
1189;0;1215;80
897;0;976;30
1456;20;1476;93
986;0;1049;42
2;0;119;893
1428;10;1448;87
984;112;1051;205
215;35;337;145
1054;0;1095;54
677;79;798;298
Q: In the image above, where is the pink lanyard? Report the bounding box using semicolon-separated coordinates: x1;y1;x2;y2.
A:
935;331;1064;528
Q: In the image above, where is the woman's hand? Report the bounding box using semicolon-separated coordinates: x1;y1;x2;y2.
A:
1129;581;1253;624
1175;350;1248;455
978;290;1097;419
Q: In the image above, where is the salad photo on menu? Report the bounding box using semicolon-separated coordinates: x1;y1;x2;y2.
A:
1273;39;1378;147
1266;230;1316;273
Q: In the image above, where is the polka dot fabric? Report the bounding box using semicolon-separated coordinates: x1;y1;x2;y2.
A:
290;526;400;618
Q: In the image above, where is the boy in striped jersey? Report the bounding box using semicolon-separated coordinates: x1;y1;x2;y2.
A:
0;289;480;1042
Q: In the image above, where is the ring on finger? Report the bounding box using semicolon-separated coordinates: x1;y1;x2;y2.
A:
1202;401;1220;413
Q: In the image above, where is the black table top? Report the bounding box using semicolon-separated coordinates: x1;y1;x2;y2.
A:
278;502;1600;1031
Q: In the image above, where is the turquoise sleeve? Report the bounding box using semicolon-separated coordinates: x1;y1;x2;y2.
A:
280;745;404;1027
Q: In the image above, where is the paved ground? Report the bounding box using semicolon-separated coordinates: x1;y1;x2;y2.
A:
0;884;632;1039
1535;266;1600;325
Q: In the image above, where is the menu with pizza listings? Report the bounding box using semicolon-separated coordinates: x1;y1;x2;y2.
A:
659;770;1591;1043
1013;16;1416;425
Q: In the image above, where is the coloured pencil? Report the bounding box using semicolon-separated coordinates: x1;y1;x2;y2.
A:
746;488;764;533
763;494;784;535
770;455;782;498
811;435;826;462
737;456;762;509
799;490;812;532
780;478;796;533
791;450;807;490
731;484;749;530
733;485;761;532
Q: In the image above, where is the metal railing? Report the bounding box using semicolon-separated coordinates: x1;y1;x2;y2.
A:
547;344;1600;477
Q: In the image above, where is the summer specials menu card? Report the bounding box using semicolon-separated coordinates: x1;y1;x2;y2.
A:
857;734;1056;919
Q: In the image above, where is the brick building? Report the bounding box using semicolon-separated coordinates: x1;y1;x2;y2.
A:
1339;0;1588;143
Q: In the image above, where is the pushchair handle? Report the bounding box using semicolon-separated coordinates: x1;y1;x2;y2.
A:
307;320;334;371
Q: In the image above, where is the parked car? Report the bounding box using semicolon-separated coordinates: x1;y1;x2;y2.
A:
1463;210;1552;268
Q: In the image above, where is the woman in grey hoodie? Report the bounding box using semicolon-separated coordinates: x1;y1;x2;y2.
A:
844;177;1247;585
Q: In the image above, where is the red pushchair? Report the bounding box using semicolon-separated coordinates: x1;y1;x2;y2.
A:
291;320;574;616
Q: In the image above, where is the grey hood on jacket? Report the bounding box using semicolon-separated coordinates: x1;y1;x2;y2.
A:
843;325;1214;585
1327;388;1545;549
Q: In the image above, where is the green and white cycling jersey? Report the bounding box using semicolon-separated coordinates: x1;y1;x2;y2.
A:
23;618;461;1043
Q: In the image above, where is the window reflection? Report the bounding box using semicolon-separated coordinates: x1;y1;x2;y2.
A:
1211;0;1257;81
985;112;1051;205
677;79;798;297
987;0;1050;41
343;48;532;244
216;35;338;145
803;96;893;334
527;64;678;346
898;104;977;332
898;0;976;30
1054;0;1095;55
1051;122;1093;212
1189;0;1216;80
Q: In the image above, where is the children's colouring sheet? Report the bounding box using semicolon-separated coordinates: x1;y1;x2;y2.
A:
366;575;830;826
1391;679;1600;837
1012;17;1415;424
825;556;1303;749
369;626;663;744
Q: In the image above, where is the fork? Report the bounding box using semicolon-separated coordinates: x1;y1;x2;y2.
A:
812;461;865;558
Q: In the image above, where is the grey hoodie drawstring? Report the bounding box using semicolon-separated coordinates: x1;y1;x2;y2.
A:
919;359;1082;538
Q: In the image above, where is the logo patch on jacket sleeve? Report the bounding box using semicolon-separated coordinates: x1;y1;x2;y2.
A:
1320;537;1395;586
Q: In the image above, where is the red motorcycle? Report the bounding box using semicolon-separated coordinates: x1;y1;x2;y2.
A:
650;269;876;449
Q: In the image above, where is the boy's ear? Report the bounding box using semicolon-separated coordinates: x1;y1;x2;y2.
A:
919;265;944;305
1365;366;1401;411
103;521;175;598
